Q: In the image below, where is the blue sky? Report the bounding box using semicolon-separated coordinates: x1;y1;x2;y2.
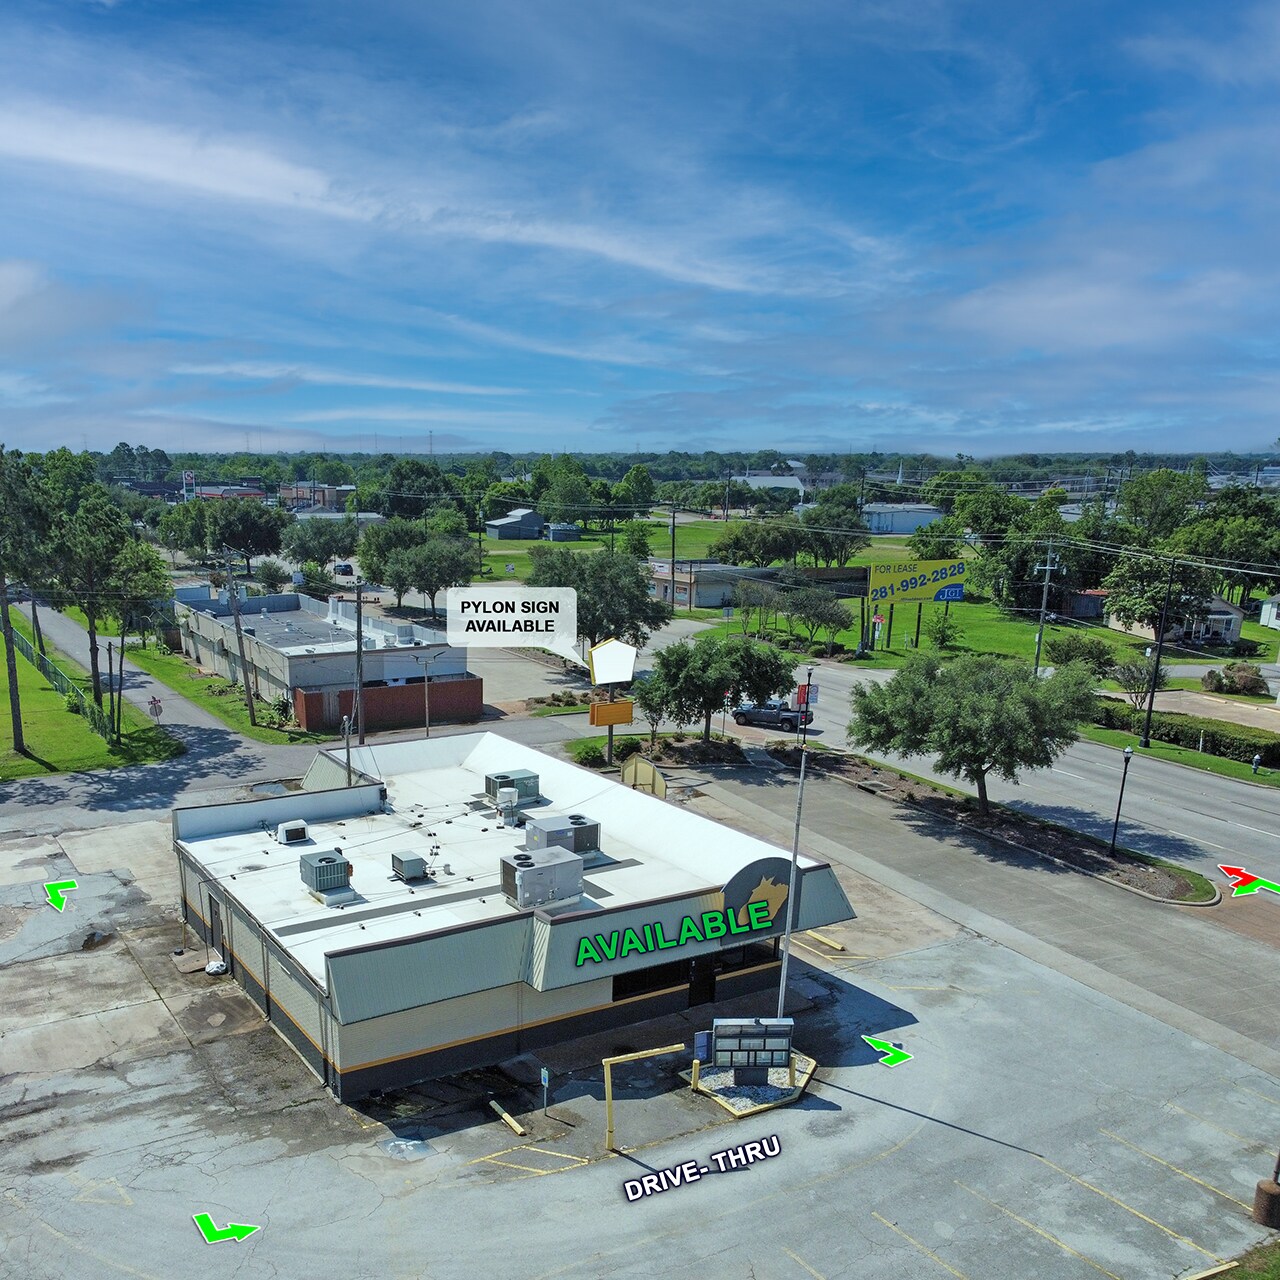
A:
1;1;1276;457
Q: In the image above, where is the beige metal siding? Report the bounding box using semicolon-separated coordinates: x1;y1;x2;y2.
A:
266;948;325;1057
226;901;264;984
302;754;350;792
326;918;532;1024
334;976;613;1072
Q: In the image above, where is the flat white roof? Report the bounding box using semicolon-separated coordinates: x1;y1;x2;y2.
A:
176;733;828;989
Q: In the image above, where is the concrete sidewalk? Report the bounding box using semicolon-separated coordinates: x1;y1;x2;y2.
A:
688;769;1280;1078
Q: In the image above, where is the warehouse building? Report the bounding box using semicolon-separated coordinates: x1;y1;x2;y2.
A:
172;734;855;1100
174;586;482;732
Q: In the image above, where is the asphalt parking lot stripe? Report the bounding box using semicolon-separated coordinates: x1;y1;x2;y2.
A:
1098;1129;1253;1211
1166;1103;1267;1148
1234;1083;1280;1109
954;1182;1122;1280
791;937;830;959
870;1212;970;1279
782;1246;831;1279
1034;1156;1220;1260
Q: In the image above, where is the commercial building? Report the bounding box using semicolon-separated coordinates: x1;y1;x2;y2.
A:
861;503;944;534
485;508;545;539
172;735;855;1100
174;586;482;732
647;560;775;608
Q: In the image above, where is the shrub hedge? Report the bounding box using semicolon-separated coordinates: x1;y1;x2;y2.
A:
1091;696;1280;764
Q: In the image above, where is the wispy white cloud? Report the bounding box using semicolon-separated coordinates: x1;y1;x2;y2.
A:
171;360;523;396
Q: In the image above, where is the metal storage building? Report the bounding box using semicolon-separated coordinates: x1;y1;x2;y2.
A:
172;734;855;1100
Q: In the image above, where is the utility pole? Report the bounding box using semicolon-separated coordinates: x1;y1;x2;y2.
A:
223;547;257;726
1140;559;1177;748
354;578;365;744
669;502;677;609
1032;539;1060;677
777;665;815;1019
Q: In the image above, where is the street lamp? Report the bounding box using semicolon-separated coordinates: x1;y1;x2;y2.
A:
777;664;815;1019
1109;745;1134;856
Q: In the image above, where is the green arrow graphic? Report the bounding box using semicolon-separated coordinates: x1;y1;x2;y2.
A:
862;1034;912;1067
192;1213;260;1244
44;880;78;912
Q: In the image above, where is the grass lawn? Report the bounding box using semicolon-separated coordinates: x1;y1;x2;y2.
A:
121;644;327;746
1239;613;1279;662
1100;675;1277;705
1;637;183;780
1078;724;1280;788
704;598;1164;670
1236;1239;1280;1279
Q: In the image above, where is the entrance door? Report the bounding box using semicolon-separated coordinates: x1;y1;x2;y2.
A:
688;955;716;1006
208;898;224;960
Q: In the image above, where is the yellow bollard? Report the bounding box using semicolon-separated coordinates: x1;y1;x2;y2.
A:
602;1042;685;1152
691;1058;701;1091
788;1052;797;1088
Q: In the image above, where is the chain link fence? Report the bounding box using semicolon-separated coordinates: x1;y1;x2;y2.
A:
9;627;114;741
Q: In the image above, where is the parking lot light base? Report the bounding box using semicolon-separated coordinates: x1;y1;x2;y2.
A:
1253;1178;1280;1228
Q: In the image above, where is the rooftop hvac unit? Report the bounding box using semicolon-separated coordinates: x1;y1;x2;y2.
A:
499;847;584;910
300;849;351;893
525;813;600;855
275;820;310;845
391;853;428;882
484;769;540;803
495;786;520;823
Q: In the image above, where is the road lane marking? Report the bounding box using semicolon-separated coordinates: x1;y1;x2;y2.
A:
1034;1156;1219;1259
1166;829;1232;852
1098;1130;1252;1211
1051;768;1086;780
782;1247;831;1279
870;1212;971;1278
954;1182;1121;1279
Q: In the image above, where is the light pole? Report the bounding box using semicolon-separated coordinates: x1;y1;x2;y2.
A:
1109;745;1134;856
777;665;814;1019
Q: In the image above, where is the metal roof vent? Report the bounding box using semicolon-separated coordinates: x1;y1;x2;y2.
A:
275;820;309;845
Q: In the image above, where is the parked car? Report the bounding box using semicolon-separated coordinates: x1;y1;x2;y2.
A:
333;562;354;576
732;700;813;731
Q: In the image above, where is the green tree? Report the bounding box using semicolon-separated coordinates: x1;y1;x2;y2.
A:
527;546;672;648
615;464;656;515
1101;556;1217;633
619;521;654;560
652;634;795;743
907;515;966;562
925;608;964;650
357;517;425;584
482;480;533;521
1112;658;1167;709
848;653;1096;818
1042;632;1114;678
157;501;210;564
631;673;668;747
383;546;418;609
380;459;453;518
410;538;475;616
0;448;45;753
52;487;132;705
213;500;293;573
801;487;870;566
1118;469;1208;542
256;559;290;594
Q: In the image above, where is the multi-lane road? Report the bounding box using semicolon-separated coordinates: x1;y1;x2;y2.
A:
789;657;1280;889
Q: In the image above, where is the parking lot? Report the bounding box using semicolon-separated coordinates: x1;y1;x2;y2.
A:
1;816;1276;1279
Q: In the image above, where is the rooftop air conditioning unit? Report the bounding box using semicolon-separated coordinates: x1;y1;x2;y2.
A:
499;847;584;910
391;853;428;882
484;769;540;803
525;814;600;855
299;850;353;904
275;820;310;845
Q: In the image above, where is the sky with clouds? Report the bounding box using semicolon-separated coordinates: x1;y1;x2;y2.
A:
0;1;1276;458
